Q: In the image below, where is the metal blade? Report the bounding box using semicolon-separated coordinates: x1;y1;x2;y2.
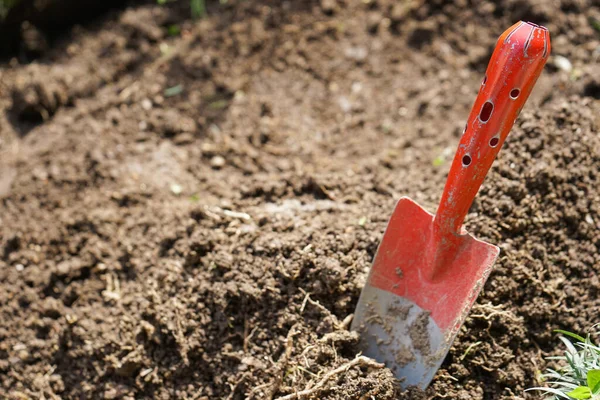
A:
351;197;499;389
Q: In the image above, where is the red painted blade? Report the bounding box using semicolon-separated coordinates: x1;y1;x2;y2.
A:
351;21;550;389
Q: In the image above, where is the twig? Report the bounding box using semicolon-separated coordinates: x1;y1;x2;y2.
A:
257;324;299;400
339;314;353;330
243;318;258;353
226;372;249;400
459;341;482;361
300;293;310;313
274;356;384;400
437;373;459;382
470;302;519;321
248;382;273;398
298;288;341;327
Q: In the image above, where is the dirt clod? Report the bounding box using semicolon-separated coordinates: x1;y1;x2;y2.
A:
395;345;416;367
387;302;411;320
409;311;432;356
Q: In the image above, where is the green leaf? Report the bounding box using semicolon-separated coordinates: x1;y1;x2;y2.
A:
191;0;206;19
555;329;586;343
208;99;229;110
587;370;600;394
432;155;445;167
589;17;600;33
167;24;181;36
567;386;592;399
164;84;183;97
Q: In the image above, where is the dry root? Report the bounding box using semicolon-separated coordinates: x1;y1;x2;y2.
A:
274;356;384;400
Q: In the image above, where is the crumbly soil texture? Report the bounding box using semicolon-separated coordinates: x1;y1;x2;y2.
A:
1;1;600;399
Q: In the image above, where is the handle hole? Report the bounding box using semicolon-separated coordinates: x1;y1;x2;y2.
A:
489;136;499;148
510;89;520;99
462;154;472;166
479;101;493;123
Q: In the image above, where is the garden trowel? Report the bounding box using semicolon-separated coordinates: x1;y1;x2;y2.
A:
351;21;550;389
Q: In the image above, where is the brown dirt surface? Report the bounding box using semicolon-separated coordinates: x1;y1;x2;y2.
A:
1;0;600;399
409;311;432;357
395;344;416;368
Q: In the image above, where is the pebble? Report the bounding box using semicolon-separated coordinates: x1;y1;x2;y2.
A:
553;55;572;73
390;3;409;22
141;99;153;111
338;96;352;113
174;133;195;145
585;214;594;225
210;156;226;168
170;183;183;195
367;12;382;33
320;0;337;14
344;46;368;62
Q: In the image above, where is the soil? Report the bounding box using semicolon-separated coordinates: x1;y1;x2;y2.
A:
1;0;600;399
409;312;431;357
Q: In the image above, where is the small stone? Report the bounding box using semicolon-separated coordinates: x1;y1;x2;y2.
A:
320;0;337;14
141;99;153;111
352;82;363;94
18;349;30;361
553;55;572;73
338;96;352;113
15;264;24;271
41;297;62;319
170;183;183;195
65;314;78;324
104;388;118;400
173;133;195;145
201;143;217;154
13;343;27;351
344;46;368;62
585;214;594;225
390;3;409;22
56;260;72;277
210;156;226;169
367;12;382;34
240;356;267;369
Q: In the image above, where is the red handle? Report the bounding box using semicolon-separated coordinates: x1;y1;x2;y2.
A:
434;21;550;237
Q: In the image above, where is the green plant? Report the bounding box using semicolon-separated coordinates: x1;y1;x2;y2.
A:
190;0;205;19
0;0;21;19
589;17;600;34
167;24;181;36
527;329;600;399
